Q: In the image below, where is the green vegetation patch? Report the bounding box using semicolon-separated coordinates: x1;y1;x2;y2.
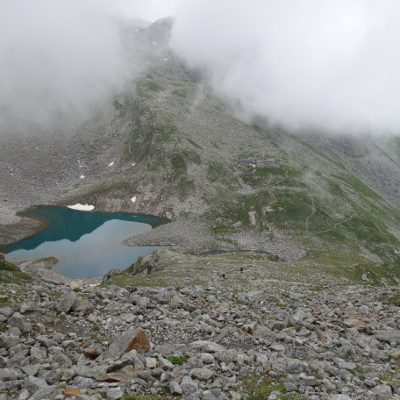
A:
166;355;188;365
207;161;238;185
240;375;286;400
0;261;31;284
169;153;187;177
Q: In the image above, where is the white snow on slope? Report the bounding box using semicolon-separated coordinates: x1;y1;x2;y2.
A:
67;203;95;211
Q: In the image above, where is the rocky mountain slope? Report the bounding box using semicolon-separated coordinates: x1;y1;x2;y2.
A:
0;256;399;400
0;18;399;400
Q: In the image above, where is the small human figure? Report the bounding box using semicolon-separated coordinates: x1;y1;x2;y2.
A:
222;273;226;279
240;267;244;273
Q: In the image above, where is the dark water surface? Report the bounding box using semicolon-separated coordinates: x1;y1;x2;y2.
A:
5;206;166;279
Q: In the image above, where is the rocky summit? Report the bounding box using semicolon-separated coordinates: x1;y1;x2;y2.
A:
0;255;399;400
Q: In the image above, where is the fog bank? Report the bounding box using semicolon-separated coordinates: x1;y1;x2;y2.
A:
0;0;134;134
171;1;400;134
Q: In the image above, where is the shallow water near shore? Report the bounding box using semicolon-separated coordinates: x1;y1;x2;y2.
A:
5;206;166;279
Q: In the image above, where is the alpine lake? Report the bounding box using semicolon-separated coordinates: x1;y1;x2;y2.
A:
4;206;167;279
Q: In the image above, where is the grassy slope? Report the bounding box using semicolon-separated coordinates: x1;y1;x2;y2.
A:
72;52;400;285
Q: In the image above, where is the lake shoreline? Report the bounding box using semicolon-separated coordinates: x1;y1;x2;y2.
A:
0;203;169;248
4;205;166;279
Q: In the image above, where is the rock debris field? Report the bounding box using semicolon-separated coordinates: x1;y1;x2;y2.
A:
0;264;399;400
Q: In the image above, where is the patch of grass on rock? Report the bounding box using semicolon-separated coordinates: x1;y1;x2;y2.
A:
166;355;188;365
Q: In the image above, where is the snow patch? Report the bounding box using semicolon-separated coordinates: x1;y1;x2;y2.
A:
67;203;95;212
131;196;137;204
80;175;85;179
108;161;114;167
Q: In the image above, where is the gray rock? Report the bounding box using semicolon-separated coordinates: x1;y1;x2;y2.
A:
375;330;400;345
55;292;77;313
0;334;21;349
53;352;72;366
71;376;94;388
181;376;198;394
254;325;272;338
170;380;183;395
270;343;285;352
25;376;48;393
21;364;40;377
8;312;32;333
16;389;30;400
30;346;47;360
201;353;215;364
107;350;140;372
72;297;94;314
0;368;21;381
30;385;59;400
328;396;352;400
145;357;157;369
239;291;265;303
291;308;306;324
191;340;226;353
372;384;393;398
100;328;150;360
191;368;214;381
20;302;34;314
268;392;281;400
0;306;13;318
106;387;124;400
159;356;174;370
288;359;306;373
73;365;107;379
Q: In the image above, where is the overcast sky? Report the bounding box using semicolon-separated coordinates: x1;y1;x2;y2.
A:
1;1;400;135
171;0;400;134
120;0;182;21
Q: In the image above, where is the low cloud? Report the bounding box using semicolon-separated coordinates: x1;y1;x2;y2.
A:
171;0;400;134
0;0;137;134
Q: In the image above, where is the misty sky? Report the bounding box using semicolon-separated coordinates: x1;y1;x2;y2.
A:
1;1;399;135
171;0;400;134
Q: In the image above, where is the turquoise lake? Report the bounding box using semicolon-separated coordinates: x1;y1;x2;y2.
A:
4;206;166;279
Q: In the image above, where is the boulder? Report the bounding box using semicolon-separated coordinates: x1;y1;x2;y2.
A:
72;297;94;314
169;381;183;395
8;312;32;333
100;329;150;360
191;368;214;381
375;330;400;345
190;340;226;353
55;292;77;313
